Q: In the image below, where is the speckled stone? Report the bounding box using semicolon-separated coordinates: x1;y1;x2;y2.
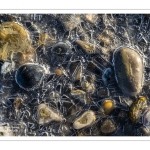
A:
129;96;147;122
100;119;117;134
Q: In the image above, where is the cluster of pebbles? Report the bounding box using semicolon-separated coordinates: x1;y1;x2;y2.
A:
0;14;150;136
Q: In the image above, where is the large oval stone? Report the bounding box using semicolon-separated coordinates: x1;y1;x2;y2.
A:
113;47;144;96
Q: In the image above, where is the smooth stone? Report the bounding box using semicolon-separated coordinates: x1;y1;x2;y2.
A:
37;104;63;125
54;68;64;76
73;110;96;129
100;119;117;134
15;63;46;91
113;47;144;96
101;99;115;115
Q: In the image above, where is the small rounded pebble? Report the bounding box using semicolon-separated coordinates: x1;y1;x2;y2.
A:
15;63;46;91
75;40;97;54
54;68;64;76
102;99;115;115
100;119;117;134
37;103;63;125
73;110;96;129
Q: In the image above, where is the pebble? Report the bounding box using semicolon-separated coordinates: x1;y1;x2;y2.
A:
37;103;63;125
15;63;46;91
73;110;96;129
75;40;97;54
129;96;147;122
54;68;64;76
100;119;117;134
113;47;144;96
0;22;31;61
101;99;115;115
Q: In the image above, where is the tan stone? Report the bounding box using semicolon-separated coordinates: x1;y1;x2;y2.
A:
75;40;97;54
73;110;96;129
37;104;63;125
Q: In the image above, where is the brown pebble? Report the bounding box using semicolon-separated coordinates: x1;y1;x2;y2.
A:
100;119;117;134
54;68;64;76
75;40;97;54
